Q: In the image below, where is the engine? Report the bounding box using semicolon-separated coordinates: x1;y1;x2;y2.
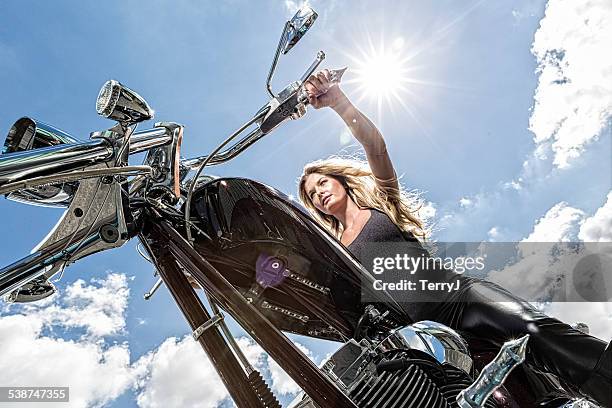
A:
289;320;500;408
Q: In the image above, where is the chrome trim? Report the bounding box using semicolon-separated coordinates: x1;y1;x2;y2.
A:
96;80;154;125
299;50;325;83
559;398;601;407
261;300;310;322
0;165;151;196
283;6;318;54
129;126;172;154
457;335;529;408
6;183;76;208
266;6;318;97
285;270;330;294
377;320;473;374
0;232;105;297
266;21;290;98
3;117;80;154
192;314;224;341
141;122;183;203
0;139;113;188
5;276;56;303
1;129;131;299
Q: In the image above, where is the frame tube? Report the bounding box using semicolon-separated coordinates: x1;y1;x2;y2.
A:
138;228;265;408
141;213;357;408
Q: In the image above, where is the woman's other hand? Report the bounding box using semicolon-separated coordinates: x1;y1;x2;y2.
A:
304;69;348;110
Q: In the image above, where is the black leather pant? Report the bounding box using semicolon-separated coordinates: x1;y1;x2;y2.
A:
404;277;610;405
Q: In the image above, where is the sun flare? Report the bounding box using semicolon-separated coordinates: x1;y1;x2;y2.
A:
354;50;406;99
340;30;453;136
342;35;418;121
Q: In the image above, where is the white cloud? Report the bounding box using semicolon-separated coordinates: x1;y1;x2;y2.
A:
486;201;584;298
1;273;130;337
487;242;585;301
459;197;472;208
267;341;315;396
419;200;437;220
339;127;352;145
487;226;500;241
47;273;129;338
522;202;584;242
579;191;612;242
136;335;320;407
136;336;228;408
284;0;310;15
487;197;612;304
529;0;612;168
0;273;143;408
503;179;522;191
0;270;320;407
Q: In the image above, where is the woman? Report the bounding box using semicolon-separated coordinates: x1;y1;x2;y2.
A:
299;69;611;406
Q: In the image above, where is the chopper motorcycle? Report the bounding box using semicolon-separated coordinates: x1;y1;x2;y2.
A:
0;6;604;408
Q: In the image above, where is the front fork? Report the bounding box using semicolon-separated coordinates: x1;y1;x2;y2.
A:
138;209;357;408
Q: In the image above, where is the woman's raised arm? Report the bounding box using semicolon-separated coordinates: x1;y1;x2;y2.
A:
304;70;400;196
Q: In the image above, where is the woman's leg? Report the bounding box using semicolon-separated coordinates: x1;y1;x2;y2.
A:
413;278;611;406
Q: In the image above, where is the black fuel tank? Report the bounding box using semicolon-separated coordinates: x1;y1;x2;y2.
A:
189;177;408;341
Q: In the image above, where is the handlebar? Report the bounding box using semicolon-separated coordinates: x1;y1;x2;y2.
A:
0;5;346;307
0;64;347;200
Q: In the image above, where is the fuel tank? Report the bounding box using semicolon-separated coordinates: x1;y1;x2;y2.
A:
189;177;409;341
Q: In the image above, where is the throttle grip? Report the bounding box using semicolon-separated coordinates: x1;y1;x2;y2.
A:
298;67;347;105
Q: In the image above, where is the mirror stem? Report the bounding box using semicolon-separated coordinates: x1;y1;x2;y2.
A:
266;21;290;98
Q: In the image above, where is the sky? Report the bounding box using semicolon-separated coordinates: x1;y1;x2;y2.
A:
0;0;611;407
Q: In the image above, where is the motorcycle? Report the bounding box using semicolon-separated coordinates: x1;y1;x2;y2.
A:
0;6;602;408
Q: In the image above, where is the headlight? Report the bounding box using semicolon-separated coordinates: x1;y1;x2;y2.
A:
96;79;154;125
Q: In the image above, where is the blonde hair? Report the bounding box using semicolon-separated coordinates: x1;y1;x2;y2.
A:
298;156;428;241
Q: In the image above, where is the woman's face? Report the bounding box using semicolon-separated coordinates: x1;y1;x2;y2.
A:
303;173;348;215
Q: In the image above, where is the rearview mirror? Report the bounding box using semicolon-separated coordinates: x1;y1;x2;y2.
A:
266;6;318;97
282;6;318;54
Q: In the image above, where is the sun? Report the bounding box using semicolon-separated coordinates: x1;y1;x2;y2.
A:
353;44;406;99
342;35;418;121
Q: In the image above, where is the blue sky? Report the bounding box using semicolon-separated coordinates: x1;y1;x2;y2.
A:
1;1;611;407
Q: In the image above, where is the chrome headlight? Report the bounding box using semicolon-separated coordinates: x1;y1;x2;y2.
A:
96;80;154;125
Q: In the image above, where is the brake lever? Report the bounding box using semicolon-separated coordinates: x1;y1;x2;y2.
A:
259;60;347;134
297;66;347;105
300;51;326;82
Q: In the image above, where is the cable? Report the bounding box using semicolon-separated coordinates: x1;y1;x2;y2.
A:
183;109;268;244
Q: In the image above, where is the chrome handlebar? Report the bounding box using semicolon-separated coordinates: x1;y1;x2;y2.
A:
0;59;346;196
0;4;343;304
0;59;345;302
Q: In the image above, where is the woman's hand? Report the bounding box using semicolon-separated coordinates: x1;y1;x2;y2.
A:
304;69;348;110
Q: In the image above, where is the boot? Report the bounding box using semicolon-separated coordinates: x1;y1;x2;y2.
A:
579;340;612;407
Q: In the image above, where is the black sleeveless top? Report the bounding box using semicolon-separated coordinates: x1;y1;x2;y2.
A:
347;208;420;265
346;208;461;321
